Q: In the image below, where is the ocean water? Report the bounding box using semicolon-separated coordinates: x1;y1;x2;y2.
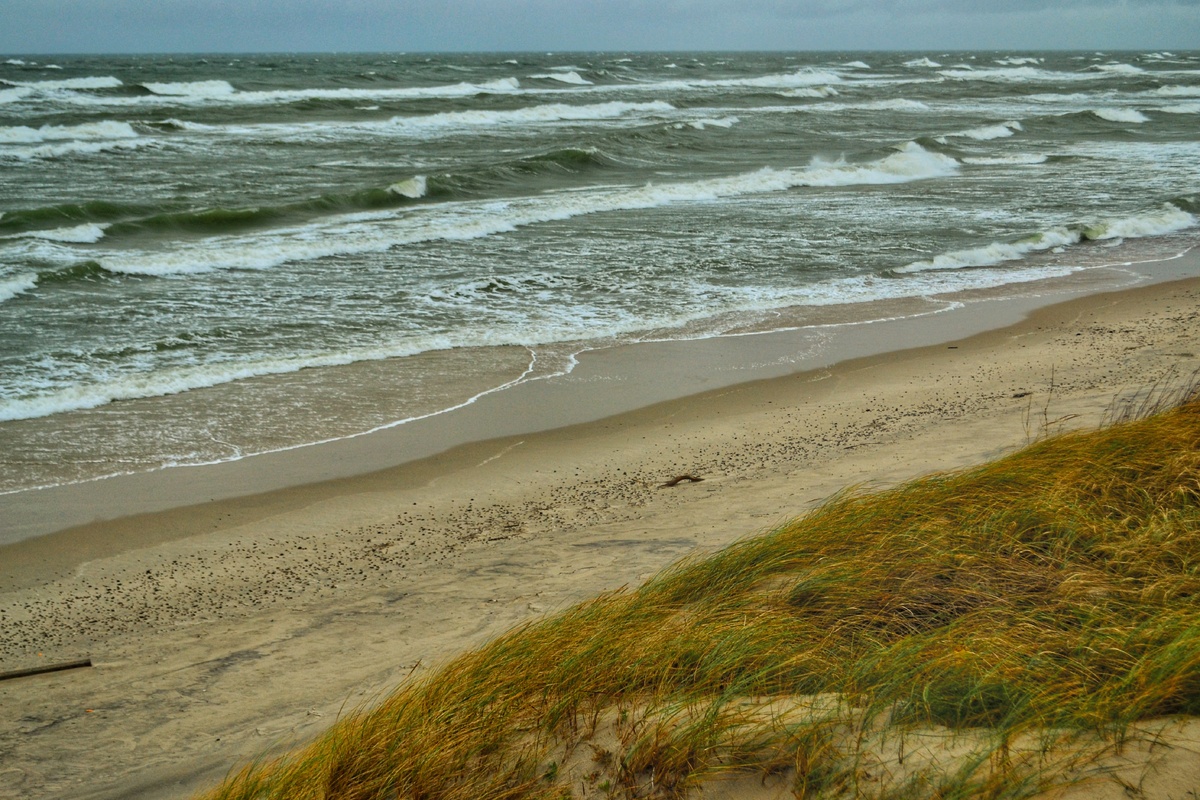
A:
1;51;1199;495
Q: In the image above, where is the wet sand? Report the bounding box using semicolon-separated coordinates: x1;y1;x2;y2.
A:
1;260;1199;799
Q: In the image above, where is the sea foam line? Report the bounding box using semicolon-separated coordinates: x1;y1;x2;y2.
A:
0;255;1099;433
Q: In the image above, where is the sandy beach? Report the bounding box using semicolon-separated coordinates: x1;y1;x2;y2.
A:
2;259;1200;800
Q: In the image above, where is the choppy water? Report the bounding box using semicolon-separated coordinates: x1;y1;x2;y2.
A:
2;51;1199;494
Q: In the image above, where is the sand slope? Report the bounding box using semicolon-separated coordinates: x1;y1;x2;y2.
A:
1;275;1199;799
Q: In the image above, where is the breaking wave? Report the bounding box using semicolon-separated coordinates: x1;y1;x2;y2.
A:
943;121;1023;141
1087;63;1145;76
0;273;38;303
896;204;1195;273
1149;85;1200;97
94;143;958;276
529;71;593;85
1092;107;1150;123
383;100;673;132
961;154;1048;165
0;137;151;161
0;75;123;90
1157;102;1200;114
141;80;237;97
9;223;110;243
0;120;137;144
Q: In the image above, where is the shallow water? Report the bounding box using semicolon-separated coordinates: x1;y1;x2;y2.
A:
1;51;1198;492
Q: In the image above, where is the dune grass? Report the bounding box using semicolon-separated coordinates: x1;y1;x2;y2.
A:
199;392;1200;799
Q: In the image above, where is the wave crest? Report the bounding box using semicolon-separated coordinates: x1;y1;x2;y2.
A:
94;144;957;277
1092;107;1150;123
0;120;137;144
529;71;592;85
142;80;237;97
0;273;37;303
897;204;1196;273
1;75;123;90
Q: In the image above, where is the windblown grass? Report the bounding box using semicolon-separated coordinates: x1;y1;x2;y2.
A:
199;393;1200;799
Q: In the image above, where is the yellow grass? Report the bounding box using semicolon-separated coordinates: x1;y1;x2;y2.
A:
197;390;1200;799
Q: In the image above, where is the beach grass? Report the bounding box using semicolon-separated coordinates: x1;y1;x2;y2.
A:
197;387;1200;799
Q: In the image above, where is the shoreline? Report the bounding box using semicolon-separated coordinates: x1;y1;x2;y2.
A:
3;246;1198;551
1;259;1199;799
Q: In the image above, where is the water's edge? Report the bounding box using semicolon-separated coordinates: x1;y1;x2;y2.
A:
3;249;1196;546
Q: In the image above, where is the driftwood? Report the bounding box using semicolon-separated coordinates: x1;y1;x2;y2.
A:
658;474;704;488
0;658;92;682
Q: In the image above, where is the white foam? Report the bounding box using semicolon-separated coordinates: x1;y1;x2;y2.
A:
1088;63;1145;75
753;70;843;88
904;58;942;68
1157;102;1200;114
2;75;123;90
898;204;1196;273
1148;85;1200;97
687;116;739;130
15;223;110;243
141;101;674;144
385;100;674;132
779;86;839;98
1083;204;1195;240
841;61;871;69
945;120;1023;141
995;57;1042;66
820;98;931;112
0;137;150;161
801;142;958;186
4;59;26;66
0;87;33;104
0;273;37;303
640;69;844;93
95;144;956;276
897;227;1080;273
962;154;1048;165
0;335;462;423
388;175;427;198
142;80;237;97
1092;107;1150;123
0;120;138;144
24;77;524;108
530;71;592;85
937;66;1106;83
157;117;215;131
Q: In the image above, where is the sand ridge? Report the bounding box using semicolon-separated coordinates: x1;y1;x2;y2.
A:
1;275;1199;799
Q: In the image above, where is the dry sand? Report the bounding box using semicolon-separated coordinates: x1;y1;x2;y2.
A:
2;270;1200;799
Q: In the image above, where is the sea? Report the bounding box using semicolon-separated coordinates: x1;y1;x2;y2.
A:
1;50;1199;497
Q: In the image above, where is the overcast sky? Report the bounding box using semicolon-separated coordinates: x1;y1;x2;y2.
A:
3;0;1199;54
